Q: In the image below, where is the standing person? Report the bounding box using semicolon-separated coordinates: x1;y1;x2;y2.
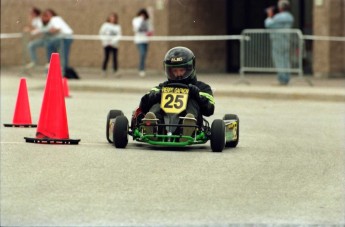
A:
42;9;74;76
132;8;153;77
99;12;122;77
24;7;47;69
265;0;294;85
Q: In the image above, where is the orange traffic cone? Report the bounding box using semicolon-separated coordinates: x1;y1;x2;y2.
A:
24;53;80;144
62;77;71;98
3;78;37;128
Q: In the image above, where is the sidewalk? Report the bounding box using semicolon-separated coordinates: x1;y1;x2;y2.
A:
2;67;345;102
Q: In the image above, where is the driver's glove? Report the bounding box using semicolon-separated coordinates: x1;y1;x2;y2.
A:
188;84;201;100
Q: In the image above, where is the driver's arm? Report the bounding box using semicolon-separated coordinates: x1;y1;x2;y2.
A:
139;86;161;113
197;83;215;117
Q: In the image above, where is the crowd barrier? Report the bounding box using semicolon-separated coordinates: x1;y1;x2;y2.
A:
239;29;307;84
1;31;344;85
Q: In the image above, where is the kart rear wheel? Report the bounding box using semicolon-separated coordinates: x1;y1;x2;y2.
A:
210;119;226;152
106;110;124;143
223;114;239;148
113;115;129;148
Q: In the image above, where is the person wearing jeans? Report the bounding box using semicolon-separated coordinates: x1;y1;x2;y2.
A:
137;43;148;74
46;36;73;75
132;8;153;77
265;0;294;85
27;38;46;67
39;9;73;75
25;7;48;69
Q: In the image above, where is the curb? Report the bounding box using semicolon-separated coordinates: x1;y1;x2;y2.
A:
65;84;345;102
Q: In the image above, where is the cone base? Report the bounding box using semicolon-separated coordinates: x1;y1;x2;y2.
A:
4;123;37;128
24;137;80;145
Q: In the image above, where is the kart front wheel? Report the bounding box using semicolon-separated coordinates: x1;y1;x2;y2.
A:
113;115;129;148
106;110;124;143
210;119;226;152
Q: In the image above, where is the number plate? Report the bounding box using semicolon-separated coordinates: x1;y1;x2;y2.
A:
161;87;189;114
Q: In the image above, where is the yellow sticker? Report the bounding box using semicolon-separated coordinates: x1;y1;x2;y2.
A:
161;87;189;114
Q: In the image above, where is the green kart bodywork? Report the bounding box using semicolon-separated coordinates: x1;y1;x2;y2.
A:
106;109;239;152
132;128;208;147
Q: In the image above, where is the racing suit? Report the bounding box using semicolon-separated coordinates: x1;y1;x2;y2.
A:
139;77;215;124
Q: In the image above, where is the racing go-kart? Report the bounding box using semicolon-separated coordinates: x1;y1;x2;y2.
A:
106;83;239;152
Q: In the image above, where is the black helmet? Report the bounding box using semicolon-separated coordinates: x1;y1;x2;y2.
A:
163;46;196;83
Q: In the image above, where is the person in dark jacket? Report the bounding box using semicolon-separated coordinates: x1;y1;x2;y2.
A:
139;46;215;137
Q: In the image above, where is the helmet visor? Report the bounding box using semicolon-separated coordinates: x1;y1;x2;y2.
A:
165;60;193;81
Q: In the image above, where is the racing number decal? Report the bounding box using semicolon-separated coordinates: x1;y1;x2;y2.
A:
161;87;189;114
164;94;184;109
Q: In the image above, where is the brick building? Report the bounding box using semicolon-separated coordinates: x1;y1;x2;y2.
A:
1;0;344;77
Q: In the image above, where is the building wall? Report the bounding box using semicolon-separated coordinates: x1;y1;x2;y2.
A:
1;0;343;76
167;0;227;73
0;0;227;73
313;0;345;77
1;0;171;72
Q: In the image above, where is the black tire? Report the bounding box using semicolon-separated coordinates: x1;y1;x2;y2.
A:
210;119;226;152
106;110;124;143
113;115;129;148
223;114;239;148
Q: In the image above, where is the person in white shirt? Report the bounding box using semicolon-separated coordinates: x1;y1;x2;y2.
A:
24;7;43;32
24;7;47;69
132;8;153;77
99;13;122;76
42;9;74;75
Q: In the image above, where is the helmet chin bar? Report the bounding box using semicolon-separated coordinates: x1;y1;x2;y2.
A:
168;74;194;85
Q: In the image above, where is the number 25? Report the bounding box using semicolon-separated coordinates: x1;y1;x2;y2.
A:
164;94;184;109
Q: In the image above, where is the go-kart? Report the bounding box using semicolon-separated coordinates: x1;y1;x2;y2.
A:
106;83;239;152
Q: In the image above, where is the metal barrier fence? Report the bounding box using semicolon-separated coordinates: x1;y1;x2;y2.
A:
239;29;312;85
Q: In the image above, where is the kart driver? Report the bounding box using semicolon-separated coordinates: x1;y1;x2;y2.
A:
139;46;215;137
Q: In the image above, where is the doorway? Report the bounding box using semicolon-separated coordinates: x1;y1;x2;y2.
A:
225;0;313;73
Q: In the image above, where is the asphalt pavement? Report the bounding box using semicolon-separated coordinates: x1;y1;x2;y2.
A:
1;67;345;226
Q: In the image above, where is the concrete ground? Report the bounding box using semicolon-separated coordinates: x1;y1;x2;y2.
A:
1;68;345;226
3;66;345;102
